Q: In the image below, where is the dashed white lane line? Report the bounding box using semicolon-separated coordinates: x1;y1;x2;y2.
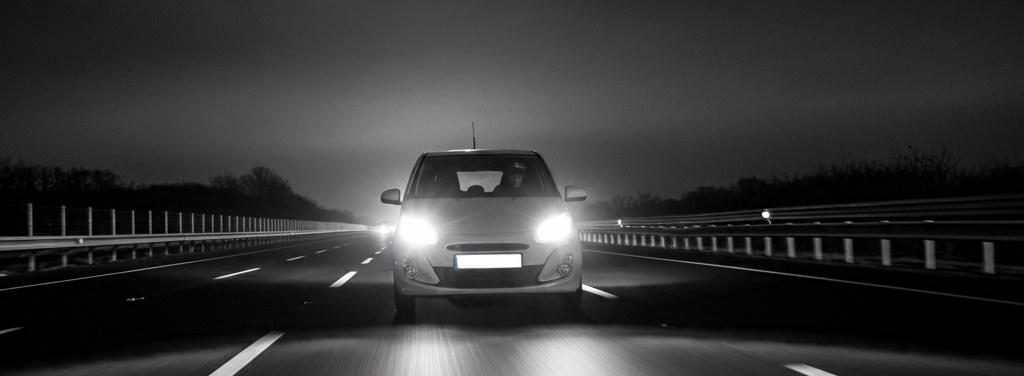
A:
586;249;1024;307
332;246;340;249
316;249;327;254
286;256;306;262
214;268;260;280
330;271;358;288
361;258;373;264
374;251;381;255
0;327;23;336
582;284;618;299
785;364;838;376
209;331;284;376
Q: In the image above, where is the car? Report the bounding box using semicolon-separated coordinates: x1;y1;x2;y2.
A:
380;149;587;311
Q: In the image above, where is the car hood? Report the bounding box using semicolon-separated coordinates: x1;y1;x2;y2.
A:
400;197;566;235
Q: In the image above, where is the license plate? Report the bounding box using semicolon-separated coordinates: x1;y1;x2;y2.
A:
455;254;522;269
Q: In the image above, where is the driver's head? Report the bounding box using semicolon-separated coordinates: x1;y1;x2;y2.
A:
509;162;526;188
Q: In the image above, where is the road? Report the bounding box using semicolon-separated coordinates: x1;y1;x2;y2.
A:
1;232;1022;375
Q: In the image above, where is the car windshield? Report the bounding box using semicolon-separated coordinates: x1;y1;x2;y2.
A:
408;154;559;199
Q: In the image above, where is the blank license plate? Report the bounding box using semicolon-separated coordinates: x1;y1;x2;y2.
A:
455;254;522;269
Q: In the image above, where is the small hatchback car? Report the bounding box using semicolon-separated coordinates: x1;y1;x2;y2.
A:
381;149;586;310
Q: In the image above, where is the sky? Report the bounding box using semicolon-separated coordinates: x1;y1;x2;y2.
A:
2;0;1023;222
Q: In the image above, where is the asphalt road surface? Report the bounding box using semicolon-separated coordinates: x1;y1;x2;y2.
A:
1;232;1022;375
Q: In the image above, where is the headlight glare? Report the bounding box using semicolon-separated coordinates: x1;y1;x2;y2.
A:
397;217;437;244
536;213;572;242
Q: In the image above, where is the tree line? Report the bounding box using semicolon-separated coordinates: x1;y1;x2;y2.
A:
571;146;1024;221
0;159;356;223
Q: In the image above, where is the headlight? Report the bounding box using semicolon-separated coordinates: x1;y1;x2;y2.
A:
536;213;572;242
397;216;437;244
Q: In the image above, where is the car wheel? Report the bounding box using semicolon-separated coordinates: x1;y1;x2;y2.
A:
559;283;583;309
394;286;416;311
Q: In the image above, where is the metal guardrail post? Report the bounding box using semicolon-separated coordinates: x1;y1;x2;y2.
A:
179;212;183;234
924;240;936;270
881;239;891;266
764;237;773;256
813;237;823;260
191;213;195;233
727;237;734;253
27;203;33;237
983;242;995;274
61;205;66;236
711;237;718;252
844;238;854;263
148;211;152;234
111;209;116;235
88;207;93;236
786;237;795;258
745;237;752;255
164;211;168;234
696;237;703;250
130;210;135;235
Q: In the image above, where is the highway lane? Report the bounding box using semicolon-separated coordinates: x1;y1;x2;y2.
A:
1;234;1022;375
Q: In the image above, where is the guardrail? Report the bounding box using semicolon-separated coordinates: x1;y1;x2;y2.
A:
576;194;1024;276
0;202;368;273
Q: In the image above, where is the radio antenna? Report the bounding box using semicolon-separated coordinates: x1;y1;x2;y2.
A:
472;122;477;149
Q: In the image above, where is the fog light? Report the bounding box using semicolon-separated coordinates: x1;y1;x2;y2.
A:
404;265;418;279
400;257;409;267
558;263;571;277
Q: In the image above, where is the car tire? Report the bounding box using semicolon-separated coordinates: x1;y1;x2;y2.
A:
559;282;583;309
394;286;416;311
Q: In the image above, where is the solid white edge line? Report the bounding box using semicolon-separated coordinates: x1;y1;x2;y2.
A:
209;331;284;376
583;284;618;299
586;249;1024;307
286;256;305;261
330;271;358;288
785;364;838;376
0;240;331;293
361;258;373;264
0;327;23;336
214;268;260;280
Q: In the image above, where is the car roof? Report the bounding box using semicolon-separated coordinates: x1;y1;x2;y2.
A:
421;149;538;157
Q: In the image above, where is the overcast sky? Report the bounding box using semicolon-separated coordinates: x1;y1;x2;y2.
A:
3;0;1023;222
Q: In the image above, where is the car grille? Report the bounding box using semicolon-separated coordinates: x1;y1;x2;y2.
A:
445;243;529;252
433;265;544;288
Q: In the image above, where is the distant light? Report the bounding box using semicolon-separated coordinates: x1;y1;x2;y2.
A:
761;209;771;219
617;219;623;228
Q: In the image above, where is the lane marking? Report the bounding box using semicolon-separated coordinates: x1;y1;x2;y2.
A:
344;243;351;246
285;256;305;262
583;284;618;299
785;364;838;376
0;239;337;293
0;327;23;336
361;258;373;265
209;331;284;376
330;271;358;288
586;249;1024;307
214;268;260;280
374;251;381;255
316;249;327;254
333;246;340;249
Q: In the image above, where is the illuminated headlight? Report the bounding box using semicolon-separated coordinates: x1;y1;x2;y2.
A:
536;213;572;243
397;216;437;244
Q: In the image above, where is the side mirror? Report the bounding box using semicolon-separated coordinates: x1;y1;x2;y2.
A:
564;185;587;202
381;188;402;205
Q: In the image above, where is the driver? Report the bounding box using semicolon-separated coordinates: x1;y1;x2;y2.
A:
493;161;527;195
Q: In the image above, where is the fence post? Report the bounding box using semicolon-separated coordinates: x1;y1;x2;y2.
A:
671;236;678;249
684;238;690;250
131;210;135;235
745;237;752;255
164;211;168;234
179;212;183;234
111;209;117;235
88;207;93;236
786;237;795;258
982;242;995;274
148;211;152;234
191;213;195;233
764;237;773;257
60;205;66;236
924;240;936;270
201;214;205;233
27;203;33;236
711;237;718;252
